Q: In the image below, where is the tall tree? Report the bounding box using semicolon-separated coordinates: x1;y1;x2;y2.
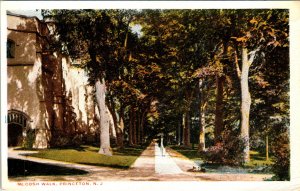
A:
42;9;138;155
228;10;289;162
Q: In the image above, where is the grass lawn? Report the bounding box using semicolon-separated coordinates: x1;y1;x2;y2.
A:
169;145;273;174
28;145;145;169
169;145;203;161
244;150;273;168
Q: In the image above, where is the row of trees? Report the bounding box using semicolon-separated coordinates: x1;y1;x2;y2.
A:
137;9;289;163
42;10;163;155
42;9;289;178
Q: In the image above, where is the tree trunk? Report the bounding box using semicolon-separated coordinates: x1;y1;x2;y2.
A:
183;91;192;147
240;47;251;163
118;106;125;148
183;111;191;147
106;98;118;145
198;79;206;152
107;98;124;148
95;78;112;156
198;108;206;152
214;75;225;143
177;119;181;145
266;135;269;161
129;107;133;146
137;109;141;144
132;107;137;145
182;114;185;145
140;109;147;144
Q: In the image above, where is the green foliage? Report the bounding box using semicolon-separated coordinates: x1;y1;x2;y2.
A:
171;145;272;174
244;150;273;168
271;131;290;180
23;129;35;149
170;145;203;161
203;129;245;166
29;145;145;169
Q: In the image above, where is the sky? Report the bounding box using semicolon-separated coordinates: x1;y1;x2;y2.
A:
131;24;143;37
8;9;43;19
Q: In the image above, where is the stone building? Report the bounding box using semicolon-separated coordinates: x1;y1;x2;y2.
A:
7;13;98;148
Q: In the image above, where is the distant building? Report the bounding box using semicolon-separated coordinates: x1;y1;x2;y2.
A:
7;13;99;148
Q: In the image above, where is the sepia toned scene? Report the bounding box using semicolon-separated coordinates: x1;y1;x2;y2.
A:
6;9;289;182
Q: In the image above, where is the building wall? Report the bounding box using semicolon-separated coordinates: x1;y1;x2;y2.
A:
7;13;99;148
7;31;36;65
7;14;50;148
7;14;49;66
62;58;98;140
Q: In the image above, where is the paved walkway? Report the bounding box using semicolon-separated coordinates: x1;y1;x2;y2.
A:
154;143;183;174
7;142;273;181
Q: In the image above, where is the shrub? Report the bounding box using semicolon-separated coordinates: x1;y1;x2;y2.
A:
23;129;35;149
271;132;290;180
203;130;245;166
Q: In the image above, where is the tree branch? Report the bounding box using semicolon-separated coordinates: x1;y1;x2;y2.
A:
248;46;261;65
234;48;241;79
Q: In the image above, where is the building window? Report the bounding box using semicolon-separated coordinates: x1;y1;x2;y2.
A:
7;39;15;58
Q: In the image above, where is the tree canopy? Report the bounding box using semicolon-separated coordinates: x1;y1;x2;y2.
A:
42;9;289;180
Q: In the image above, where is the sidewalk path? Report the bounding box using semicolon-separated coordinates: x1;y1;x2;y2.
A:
154;143;183;174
